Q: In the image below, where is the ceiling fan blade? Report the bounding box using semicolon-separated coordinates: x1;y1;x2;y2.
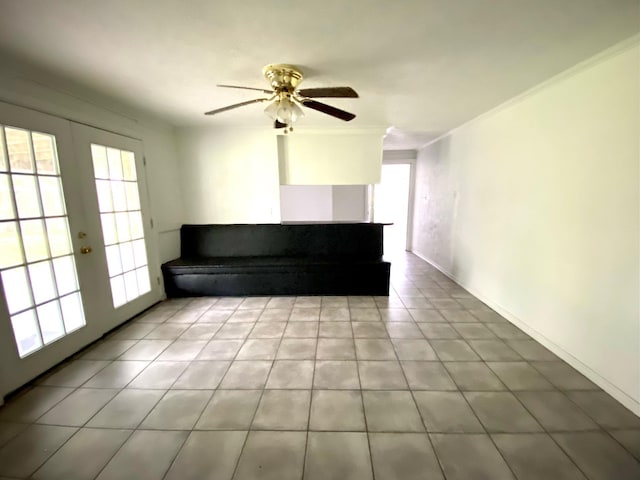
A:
301;99;356;121
297;87;359;98
204;98;267;115
217;84;273;94
274;120;287;129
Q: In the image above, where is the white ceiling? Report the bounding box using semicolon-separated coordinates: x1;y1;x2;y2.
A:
0;0;638;148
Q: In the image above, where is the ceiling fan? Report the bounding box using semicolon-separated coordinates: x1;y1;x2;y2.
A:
205;64;358;132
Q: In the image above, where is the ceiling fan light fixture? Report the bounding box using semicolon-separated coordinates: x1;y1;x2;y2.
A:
264;100;280;120
207;64;358;128
264;97;304;127
284;99;304;123
276;98;294;124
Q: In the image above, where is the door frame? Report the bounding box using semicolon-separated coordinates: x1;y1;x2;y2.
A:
0;102;106;397
70;123;163;333
0;102;164;401
371;154;417;251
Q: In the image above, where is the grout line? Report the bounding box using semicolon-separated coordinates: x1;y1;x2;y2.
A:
227;295;286;480
393;268;530;477
15;425;623;435
3;259;639;478
395;258;600;478
89;300;199;480
351;302;376;480
300;296;321;480
382;299;448;480
66;426;137;480
553;386;640;467
160;297;241;480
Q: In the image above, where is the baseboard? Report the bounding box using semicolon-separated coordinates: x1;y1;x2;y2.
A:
410;249;640;417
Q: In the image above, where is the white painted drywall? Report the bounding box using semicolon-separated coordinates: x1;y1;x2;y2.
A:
412;41;640;414
279;131;384;185
137;126;183;263
280;185;333;221
176;128;379;223
0;56;184;265
280;185;366;222
175;127;281;224
332;185;367;221
383;149;417;162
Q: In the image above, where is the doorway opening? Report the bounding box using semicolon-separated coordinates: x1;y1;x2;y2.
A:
373;163;413;257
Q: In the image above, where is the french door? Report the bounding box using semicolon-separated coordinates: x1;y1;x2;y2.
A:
0;102;160;395
71;123;160;330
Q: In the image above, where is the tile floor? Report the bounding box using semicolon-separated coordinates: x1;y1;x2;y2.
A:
0;253;639;479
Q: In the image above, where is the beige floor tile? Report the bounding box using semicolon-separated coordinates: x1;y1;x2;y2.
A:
95;430;187;480
164;431;246;480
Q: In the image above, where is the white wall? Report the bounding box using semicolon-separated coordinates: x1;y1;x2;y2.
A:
383;149;417;162
412;41;640;414
0;56;184;264
176;127;281;224
276;131;382;221
279;130;384;185
280;185;367;222
176;128;379;224
280;185;333;221
332;185;367;221
137;126;183;263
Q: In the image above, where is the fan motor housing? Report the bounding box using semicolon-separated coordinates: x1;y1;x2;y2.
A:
263;64;303;92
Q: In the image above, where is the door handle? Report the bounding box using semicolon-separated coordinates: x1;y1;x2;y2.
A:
80;246;92;254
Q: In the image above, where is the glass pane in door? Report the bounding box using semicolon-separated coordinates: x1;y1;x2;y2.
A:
0;125;86;357
90;144;150;308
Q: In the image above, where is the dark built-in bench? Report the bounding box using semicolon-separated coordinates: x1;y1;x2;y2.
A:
161;223;391;297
